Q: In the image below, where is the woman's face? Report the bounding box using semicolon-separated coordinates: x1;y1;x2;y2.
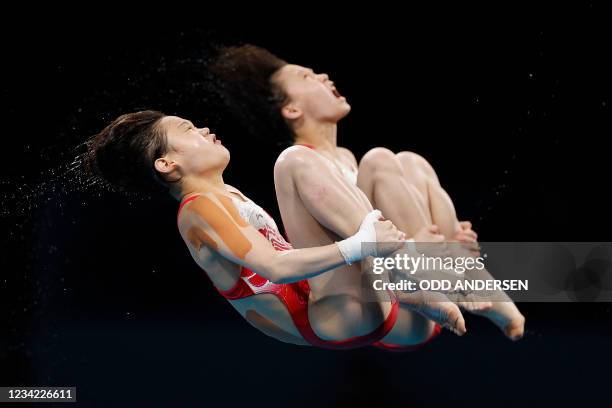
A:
158;116;230;177
273;64;351;124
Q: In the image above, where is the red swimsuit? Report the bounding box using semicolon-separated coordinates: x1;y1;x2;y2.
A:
178;194;398;349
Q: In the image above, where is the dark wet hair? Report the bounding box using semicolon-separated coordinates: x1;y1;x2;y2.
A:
211;44;294;145
85;110;169;192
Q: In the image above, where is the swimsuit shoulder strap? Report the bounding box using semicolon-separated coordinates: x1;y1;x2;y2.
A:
177;194;203;225
224;184;249;202
295;143;317;150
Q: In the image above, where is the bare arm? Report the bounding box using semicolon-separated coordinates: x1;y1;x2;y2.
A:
179;193;381;284
276;147;372;239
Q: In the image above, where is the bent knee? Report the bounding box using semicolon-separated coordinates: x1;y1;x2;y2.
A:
396;151;436;178
359;147;403;175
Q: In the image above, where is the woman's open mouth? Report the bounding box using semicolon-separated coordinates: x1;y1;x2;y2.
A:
331;87;343;99
210;133;221;144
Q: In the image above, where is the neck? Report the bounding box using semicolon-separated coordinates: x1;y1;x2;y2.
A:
172;170;226;201
294;119;338;155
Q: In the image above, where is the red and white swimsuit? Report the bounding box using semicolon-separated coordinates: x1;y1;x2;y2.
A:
178;191;398;349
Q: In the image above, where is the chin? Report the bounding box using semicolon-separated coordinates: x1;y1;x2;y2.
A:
343;101;352;113
222;149;230;163
219;154;231;172
335;102;351;121
316;101;352;123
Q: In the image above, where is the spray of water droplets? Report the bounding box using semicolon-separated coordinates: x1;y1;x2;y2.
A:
1;141;156;222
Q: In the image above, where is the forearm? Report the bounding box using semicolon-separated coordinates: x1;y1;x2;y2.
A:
266;243;347;284
265;210;385;284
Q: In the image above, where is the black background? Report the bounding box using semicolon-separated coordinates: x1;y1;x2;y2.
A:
2;5;612;407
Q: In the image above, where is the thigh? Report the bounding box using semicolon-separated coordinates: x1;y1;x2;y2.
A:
396;151;433;201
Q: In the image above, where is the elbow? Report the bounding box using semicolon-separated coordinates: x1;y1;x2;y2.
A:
266;258;293;285
268;270;289;285
271;276;292;285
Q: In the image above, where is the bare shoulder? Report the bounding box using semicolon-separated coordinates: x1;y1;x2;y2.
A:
337;146;358;167
276;145;319;162
275;145;323;173
224;184;250;202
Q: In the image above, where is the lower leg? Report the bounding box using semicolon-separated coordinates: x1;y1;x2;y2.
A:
393;290;466;336
450;249;526;341
427;181;462;239
396;151;461;239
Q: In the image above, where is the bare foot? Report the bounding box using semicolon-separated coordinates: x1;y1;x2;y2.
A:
446;292;524;340
395;290;467;336
451;244;526;341
454;293;493;313
469;301;525;341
